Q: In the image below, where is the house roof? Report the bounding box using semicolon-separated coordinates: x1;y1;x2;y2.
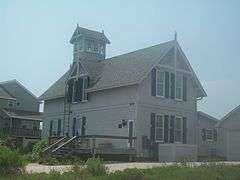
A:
70;25;110;44
0;85;15;100
0;79;37;99
197;111;219;122
216;105;240;127
39;40;207;101
1;108;43;121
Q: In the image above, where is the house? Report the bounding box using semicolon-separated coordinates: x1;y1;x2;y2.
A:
197;111;218;158
217;105;240;160
39;26;207;161
0;80;42;147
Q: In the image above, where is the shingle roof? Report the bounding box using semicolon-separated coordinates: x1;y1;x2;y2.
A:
39;40;206;100
0;85;15;100
216;105;240;127
70;26;110;44
88;40;175;92
197;111;219;122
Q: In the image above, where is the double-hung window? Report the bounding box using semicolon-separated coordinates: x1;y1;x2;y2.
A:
176;74;183;100
206;129;213;141
174;116;182;143
155;114;164;142
156;70;165;97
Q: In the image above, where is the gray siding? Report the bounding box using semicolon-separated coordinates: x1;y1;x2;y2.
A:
42;85;138;149
197;114;218;157
135;66;198;157
217;109;240;159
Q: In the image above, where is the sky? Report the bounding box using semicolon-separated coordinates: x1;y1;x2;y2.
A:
0;0;239;119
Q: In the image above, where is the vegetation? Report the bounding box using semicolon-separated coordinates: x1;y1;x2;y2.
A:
1;159;240;180
31;139;48;161
0;145;26;175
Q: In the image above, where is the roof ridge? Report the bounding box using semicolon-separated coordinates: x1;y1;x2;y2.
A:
104;40;175;62
221;105;240;121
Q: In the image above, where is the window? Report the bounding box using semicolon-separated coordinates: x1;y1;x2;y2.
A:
155;114;164;142
174;116;182;143
176;74;183;100
156;70;165;97
99;44;104;54
86;40;92;52
206;129;213;141
93;43;98;52
67;76;88;103
8;102;13;107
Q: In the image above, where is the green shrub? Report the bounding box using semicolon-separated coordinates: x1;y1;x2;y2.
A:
31;139;48;161
85;157;107;176
0;145;26;175
110;168;144;180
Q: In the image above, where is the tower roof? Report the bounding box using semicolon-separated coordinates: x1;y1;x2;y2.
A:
70;25;110;44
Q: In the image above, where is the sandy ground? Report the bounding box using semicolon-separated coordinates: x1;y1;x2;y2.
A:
25;161;240;174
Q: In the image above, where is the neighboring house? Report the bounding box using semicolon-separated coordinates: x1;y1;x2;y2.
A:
197;111;218;158
0;80;42;147
39;26;207;161
217;105;240;161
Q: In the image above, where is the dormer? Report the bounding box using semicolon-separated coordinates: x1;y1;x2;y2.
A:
70;25;110;62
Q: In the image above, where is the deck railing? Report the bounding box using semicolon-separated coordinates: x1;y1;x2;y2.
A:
2;128;42;138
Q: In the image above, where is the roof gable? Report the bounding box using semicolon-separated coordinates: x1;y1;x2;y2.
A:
217;105;240;127
39;40;207;100
0;80;37;100
70;26;110;44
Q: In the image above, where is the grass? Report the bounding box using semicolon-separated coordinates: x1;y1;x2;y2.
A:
1;163;240;180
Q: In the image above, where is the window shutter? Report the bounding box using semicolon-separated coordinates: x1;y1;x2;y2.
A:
81;116;86;136
170;115;175;143
201;128;206;141
165;72;170;98
151;68;156;97
49;120;53;137
164;115;169;143
213;129;217;142
150;113;156;143
85;76;90;100
170;73;175;99
182;117;187;144
183;76;187;101
57;119;62;137
67;79;74;102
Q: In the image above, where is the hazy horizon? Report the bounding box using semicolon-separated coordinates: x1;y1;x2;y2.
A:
1;0;239;119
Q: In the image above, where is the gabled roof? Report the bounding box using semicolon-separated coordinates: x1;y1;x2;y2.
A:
0;85;15;100
70;25;110;44
216;105;240;127
197;111;219;122
39;40;207;101
0;79;37;99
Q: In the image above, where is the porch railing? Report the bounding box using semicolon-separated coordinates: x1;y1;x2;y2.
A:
2;128;42;138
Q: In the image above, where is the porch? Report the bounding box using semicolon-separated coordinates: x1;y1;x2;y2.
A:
44;135;137;160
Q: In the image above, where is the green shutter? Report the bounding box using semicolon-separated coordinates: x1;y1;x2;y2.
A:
164;115;169;143
81;117;86;136
182;117;187;144
170;73;175;99
150;113;156;142
57;119;62;137
67;79;74;102
213;129;217;142
202;128;206;141
183;76;187;101
165;72;169;98
151;68;156;97
170;115;175;143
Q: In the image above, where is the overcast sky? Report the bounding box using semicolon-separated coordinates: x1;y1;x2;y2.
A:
0;0;239;119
